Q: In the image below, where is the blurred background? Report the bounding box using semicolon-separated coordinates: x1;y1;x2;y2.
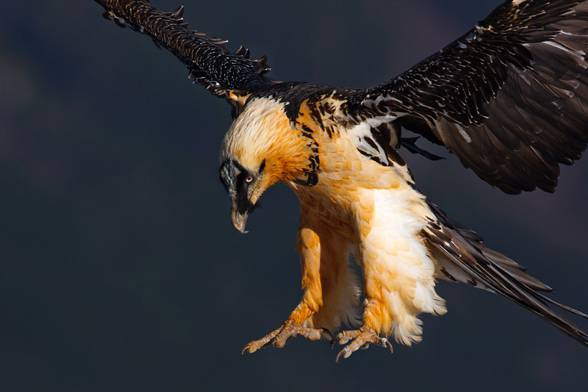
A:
0;1;587;391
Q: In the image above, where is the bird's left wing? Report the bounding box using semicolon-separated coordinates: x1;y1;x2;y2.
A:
342;0;588;194
95;0;272;109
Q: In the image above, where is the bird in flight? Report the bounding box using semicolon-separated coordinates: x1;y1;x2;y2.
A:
94;0;588;361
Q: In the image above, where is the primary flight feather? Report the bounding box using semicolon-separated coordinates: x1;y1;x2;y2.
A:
94;0;588;360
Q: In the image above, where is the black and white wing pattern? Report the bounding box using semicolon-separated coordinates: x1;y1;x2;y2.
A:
346;0;588;194
95;0;272;103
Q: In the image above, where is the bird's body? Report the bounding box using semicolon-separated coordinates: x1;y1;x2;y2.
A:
94;0;588;360
228;97;445;345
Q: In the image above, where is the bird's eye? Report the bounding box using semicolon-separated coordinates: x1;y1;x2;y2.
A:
245;175;254;183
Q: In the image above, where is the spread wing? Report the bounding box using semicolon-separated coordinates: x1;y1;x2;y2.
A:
345;0;588;194
95;0;272;106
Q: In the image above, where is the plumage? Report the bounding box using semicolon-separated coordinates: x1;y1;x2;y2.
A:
97;0;271;98
94;0;588;360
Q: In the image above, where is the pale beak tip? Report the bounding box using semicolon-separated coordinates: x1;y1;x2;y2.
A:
234;225;249;234
231;216;249;234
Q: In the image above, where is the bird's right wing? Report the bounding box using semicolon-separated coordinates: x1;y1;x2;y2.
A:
95;0;272;108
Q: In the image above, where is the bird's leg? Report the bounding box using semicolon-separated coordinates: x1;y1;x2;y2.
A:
335;299;394;362
336;215;395;361
243;227;330;354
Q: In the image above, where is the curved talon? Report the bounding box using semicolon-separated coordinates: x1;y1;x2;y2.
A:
335;329;393;362
382;338;394;353
242;327;281;355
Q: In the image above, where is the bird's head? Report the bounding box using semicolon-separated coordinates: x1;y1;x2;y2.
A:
218;155;272;234
219;98;316;233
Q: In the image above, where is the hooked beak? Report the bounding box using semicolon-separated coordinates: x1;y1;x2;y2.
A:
231;202;249;234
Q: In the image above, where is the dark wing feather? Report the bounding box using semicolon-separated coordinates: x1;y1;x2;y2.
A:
425;202;588;346
346;0;588;194
95;0;272;100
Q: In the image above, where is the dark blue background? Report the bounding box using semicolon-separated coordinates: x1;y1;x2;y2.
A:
0;1;587;391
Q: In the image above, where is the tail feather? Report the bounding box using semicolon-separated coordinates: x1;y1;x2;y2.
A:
482;248;553;292
537;293;588;319
424;202;588;346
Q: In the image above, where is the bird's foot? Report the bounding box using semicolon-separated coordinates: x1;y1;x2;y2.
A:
242;321;332;355
335;328;393;362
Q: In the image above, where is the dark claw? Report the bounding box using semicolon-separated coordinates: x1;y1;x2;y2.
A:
321;328;334;342
335;349;349;363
